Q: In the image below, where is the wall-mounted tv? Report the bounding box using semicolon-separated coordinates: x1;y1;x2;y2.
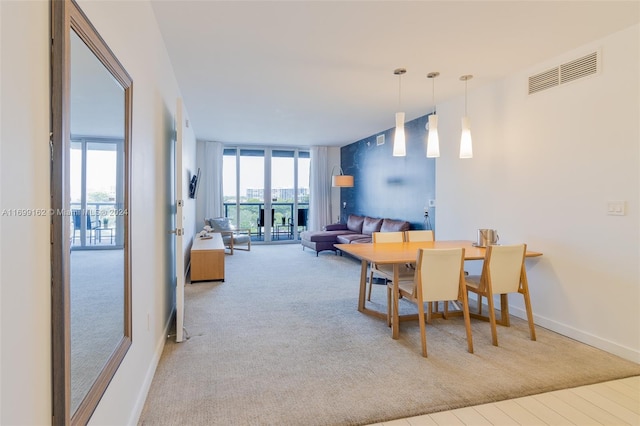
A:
189;168;200;199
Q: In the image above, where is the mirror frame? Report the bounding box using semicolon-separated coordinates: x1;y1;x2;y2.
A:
51;0;132;424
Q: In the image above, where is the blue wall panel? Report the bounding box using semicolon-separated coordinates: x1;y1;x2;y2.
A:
340;114;436;230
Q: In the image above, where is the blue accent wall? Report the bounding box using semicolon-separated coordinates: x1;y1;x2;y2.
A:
340;114;435;230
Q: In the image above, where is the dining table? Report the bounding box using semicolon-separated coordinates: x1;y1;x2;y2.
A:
334;240;543;339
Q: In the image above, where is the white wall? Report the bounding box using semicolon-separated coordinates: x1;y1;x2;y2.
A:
1;0;197;424
1;2;52;425
435;25;639;362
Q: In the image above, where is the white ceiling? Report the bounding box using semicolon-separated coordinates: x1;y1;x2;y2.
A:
150;1;639;147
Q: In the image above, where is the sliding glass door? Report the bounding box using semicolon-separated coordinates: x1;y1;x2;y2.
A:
70;138;124;249
223;147;309;242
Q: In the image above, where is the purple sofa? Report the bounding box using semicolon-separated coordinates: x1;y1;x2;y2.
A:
300;214;410;256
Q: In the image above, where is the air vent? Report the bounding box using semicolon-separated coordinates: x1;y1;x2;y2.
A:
376;134;385;146
529;67;559;94
560;51;598;84
528;50;600;95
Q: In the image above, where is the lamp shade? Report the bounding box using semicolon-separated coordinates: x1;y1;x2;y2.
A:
426;114;440;158
459;116;473;158
393;112;406;157
332;174;354;187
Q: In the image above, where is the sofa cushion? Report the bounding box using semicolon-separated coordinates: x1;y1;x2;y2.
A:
336;234;369;244
302;230;354;243
324;223;348;231
380;218;410;233
207;217;233;231
350;237;372;244
346;215;365;233
362;217;383;235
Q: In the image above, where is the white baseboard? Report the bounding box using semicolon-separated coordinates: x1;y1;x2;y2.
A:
127;308;175;425
466;293;639;364
507;305;640;364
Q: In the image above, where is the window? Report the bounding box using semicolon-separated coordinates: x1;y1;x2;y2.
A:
223;147;309;242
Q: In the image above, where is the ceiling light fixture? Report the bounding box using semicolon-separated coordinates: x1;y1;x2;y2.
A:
426;72;440;158
393;68;407;157
459;74;473;159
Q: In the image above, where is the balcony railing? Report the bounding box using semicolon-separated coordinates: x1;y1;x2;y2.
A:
223;202;308;241
70;202;120;248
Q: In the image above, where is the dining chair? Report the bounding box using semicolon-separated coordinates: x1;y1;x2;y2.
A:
405;230;434;242
387;247;473;357
367;231;413;301
72;209;97;245
257;208;275;239
465;243;536;346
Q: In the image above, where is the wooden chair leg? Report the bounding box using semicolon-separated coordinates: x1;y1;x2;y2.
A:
486;291;499;346
386;286;392;327
522;289;536;341
499;294;510;326
520;267;536;341
460;290;474;354
418;300;427;357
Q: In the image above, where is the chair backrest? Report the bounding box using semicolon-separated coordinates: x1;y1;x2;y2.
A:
405;230;434;242
372;231;404;243
209;217;233;232
485;244;526;294
258;208;275;226
73;209;91;229
297;208;308;227
415;248;465;303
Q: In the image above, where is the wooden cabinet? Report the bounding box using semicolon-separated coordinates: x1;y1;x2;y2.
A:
190;233;225;282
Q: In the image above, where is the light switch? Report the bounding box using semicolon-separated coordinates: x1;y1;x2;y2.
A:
607;201;626;216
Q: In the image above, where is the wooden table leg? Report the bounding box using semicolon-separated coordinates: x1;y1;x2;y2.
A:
392;264;400;339
357;259;368;312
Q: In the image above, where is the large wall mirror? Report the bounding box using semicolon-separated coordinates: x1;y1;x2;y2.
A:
51;0;132;424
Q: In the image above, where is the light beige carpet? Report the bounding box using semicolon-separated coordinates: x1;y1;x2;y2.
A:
138;244;640;426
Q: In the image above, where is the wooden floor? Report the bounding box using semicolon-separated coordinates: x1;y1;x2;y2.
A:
369;376;640;426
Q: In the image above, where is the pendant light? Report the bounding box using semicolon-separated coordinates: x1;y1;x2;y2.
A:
459;74;473;158
393;68;407;157
426;72;440;158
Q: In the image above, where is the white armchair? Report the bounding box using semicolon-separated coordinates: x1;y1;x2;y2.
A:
205;217;251;254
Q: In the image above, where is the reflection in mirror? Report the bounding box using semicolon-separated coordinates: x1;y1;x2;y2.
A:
51;0;132;424
70;30;126;414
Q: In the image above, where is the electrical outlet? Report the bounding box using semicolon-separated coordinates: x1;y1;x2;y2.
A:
607;201;626;216
428;199;436;207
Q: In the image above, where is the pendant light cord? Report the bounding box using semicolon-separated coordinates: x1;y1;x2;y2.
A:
394;68;406;110
464;79;468;115
432;77;436;114
398;74;402;109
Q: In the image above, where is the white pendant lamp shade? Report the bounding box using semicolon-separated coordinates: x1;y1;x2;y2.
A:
459;116;473;158
426;114;440;158
392;68;407;157
426;72;440;158
459;74;474;159
393;111;406;156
